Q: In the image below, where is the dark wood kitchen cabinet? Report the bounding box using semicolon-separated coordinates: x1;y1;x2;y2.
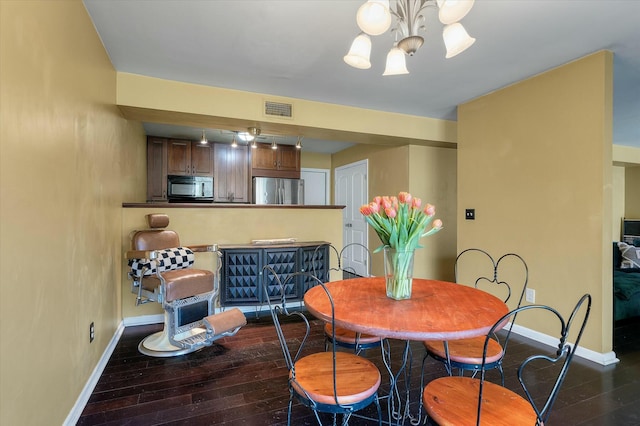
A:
146;137;168;201
214;143;251;203
167;139;214;176
251;143;300;179
219;243;329;307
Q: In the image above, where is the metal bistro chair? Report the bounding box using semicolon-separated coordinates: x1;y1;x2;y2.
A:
313;243;384;355
126;213;246;357
422;249;529;384
423;293;592;426
262;265;382;426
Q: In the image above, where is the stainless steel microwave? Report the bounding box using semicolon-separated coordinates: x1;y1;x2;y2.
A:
167;175;213;202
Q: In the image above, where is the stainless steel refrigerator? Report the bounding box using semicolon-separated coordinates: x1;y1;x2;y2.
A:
252;177;304;205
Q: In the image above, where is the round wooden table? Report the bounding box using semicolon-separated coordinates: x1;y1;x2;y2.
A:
304;277;509;341
304;277;509;424
305;277;510;424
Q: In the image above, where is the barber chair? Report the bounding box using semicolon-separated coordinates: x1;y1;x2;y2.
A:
126;213;246;357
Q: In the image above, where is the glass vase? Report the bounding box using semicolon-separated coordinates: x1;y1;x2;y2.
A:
383;246;415;300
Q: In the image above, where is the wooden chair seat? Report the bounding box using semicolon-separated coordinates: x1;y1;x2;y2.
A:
424;336;504;365
290;351;381;405
423;376;536;426
324;323;382;345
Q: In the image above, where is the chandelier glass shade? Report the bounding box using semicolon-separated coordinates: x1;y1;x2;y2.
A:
383;46;409;75
356;0;392;35
344;33;372;69
345;0;476;75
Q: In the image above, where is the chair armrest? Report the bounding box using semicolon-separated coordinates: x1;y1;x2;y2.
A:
186;244;219;253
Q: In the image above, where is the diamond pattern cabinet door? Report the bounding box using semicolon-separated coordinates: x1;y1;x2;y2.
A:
299;245;329;293
221;249;262;306
263;248;298;302
218;244;330;307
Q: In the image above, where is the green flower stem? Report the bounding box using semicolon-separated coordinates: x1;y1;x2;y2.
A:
385;248;414;300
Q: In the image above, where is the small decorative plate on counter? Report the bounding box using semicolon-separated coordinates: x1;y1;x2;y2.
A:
251;238;297;245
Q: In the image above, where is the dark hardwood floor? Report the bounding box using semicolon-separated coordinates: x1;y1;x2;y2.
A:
78;315;640;425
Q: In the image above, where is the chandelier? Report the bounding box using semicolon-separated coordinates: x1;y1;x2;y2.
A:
344;0;476;75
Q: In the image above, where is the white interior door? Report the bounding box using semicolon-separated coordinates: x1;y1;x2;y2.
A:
335;160;368;276
301;168;329;205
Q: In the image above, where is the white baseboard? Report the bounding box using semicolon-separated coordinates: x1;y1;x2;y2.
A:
64;321;125;426
510;323;619;366
123;313;164;326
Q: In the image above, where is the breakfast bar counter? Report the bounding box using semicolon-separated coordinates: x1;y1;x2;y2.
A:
123;202;344;209
121;203;344;320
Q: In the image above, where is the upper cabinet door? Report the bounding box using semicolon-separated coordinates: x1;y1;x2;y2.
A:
251;143;301;179
278;146;300;173
146;137;168;201
191;143;214;176
167;140;214;176
251;143;277;170
167;139;192;175
214;143;250;203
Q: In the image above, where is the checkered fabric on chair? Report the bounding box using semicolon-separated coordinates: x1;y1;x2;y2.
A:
128;247;195;277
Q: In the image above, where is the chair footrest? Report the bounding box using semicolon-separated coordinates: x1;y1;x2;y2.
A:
204;308;247;336
174;330;209;347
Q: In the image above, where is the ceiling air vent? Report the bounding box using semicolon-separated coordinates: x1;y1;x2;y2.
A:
264;100;293;118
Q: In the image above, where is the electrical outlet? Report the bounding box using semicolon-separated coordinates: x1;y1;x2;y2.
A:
90;322;95;343
465;209;475;220
525;288;536;303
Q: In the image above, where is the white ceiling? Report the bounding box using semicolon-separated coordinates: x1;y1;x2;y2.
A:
83;0;640;153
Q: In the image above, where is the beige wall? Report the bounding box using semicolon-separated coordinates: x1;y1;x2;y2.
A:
0;1;146;424
613;166;626;239
301;151;332;169
116;73;457;147
409;145;458;281
332;144;458;280
458;51;613;353
626;166;640;217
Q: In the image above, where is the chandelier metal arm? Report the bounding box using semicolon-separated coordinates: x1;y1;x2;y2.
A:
390;0;433;38
345;0;476;73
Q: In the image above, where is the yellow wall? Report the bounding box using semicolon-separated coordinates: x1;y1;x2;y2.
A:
409;145;458;281
626;166;640;217
0;1;146;425
301;151;332;169
613;166;626;239
458;51;613;353
121;207;344;318
332;144;458;280
116;73;457;147
613;144;640;165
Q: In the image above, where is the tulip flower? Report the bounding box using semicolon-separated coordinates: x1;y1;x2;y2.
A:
361;192;444;300
360;191;443;254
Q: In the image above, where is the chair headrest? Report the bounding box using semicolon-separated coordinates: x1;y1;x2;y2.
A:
146;214;169;229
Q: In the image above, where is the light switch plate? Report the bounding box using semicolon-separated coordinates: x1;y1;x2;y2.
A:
465;209;475;220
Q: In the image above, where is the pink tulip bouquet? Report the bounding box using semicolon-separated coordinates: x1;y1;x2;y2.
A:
360;192;443;253
360;192;443;299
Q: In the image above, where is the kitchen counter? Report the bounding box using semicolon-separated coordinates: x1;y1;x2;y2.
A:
123;202;344;209
219;240;329;250
121;203;344;319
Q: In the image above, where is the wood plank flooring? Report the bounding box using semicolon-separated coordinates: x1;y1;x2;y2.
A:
78;315;640;425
